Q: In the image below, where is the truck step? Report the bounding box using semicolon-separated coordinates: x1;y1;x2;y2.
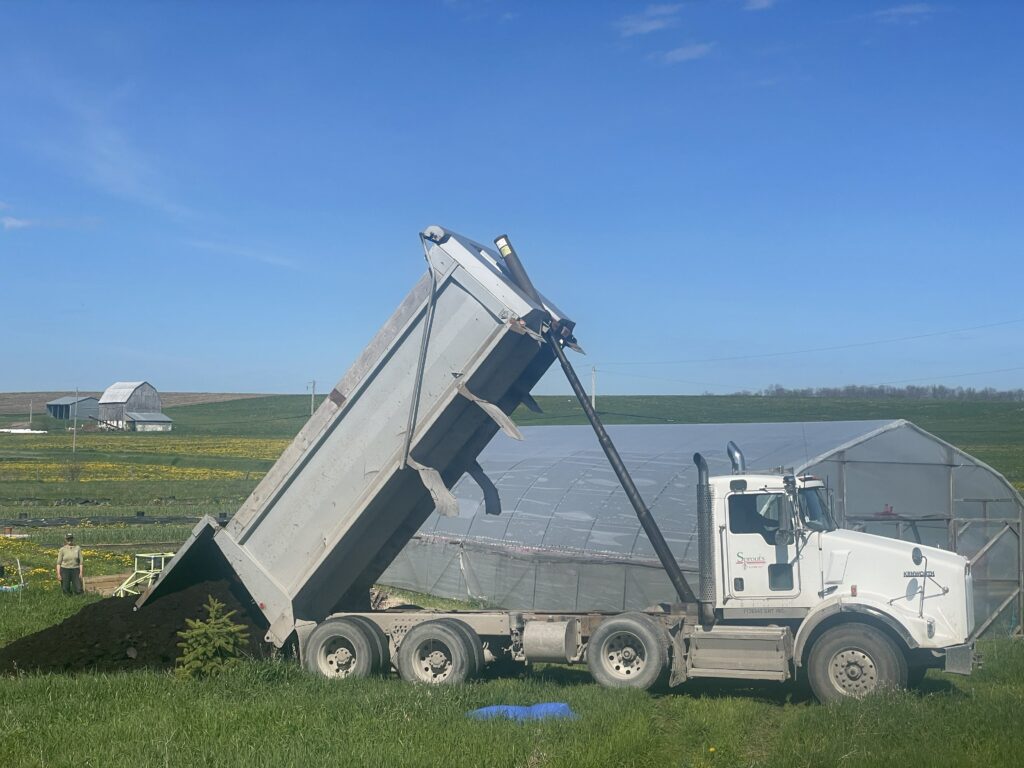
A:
686;625;793;682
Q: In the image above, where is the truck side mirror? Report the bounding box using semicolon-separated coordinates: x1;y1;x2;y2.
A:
912;546;924;566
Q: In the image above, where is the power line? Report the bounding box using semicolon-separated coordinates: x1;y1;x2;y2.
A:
596;369;724;388
597;318;1024;366
875;365;1024;386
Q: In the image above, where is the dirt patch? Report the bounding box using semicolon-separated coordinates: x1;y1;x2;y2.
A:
0;580;269;675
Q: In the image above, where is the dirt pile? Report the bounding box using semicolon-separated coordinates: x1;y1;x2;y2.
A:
0;580;269;675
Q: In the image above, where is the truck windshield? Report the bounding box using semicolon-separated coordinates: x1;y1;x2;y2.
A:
799;488;836;531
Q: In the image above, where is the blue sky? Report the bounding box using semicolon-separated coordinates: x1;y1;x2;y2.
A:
1;1;1021;395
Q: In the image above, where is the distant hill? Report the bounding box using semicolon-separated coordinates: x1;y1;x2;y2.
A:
0;392;267;414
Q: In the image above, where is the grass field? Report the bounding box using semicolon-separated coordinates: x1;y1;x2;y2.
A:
2;581;1023;767
2;648;1021;768
2;394;1023;766
1;394;1021;541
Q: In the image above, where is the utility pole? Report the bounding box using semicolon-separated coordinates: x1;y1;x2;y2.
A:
308;380;316;416
72;388;78;454
591;366;597;411
28;400;32;427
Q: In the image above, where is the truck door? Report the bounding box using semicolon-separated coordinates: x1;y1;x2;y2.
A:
723;492;800;600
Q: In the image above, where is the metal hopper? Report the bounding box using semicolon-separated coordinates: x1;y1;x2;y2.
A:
138;226;571;645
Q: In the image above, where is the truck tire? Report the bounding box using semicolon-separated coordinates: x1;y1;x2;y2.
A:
347;615;392;673
439;618;485;678
397;620;475;685
586;613;667;690
807;624;908;703
303;618;379;680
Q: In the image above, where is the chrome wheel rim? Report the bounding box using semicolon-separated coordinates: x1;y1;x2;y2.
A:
600;631;647;680
412;640;454;683
320;637;358;678
828;649;878;696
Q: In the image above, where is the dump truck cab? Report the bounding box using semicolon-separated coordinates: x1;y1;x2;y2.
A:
702;465;976;700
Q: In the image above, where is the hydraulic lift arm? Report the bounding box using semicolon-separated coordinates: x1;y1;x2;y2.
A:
493;235;697;606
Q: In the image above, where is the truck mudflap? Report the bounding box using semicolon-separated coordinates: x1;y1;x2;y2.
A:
942;642;980;675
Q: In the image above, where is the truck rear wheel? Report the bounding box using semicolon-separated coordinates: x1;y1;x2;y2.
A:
808;624;908;703
397;620;476;685
347;615;392;673
586;613;667;690
303;618;380;680
439;618;485;677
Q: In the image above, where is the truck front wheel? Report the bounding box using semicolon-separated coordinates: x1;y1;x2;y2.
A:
586;613;667;690
807;624;908;703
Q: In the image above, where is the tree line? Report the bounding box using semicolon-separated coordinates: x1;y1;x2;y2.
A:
730;385;1024;401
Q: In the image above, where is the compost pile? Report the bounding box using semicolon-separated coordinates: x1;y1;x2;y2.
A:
0;579;269;675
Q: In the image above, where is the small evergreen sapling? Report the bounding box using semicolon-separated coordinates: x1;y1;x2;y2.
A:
175;595;250;680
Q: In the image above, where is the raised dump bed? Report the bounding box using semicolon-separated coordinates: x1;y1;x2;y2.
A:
139;226;571;645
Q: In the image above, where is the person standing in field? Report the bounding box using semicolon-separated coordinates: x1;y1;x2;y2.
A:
56;533;83;595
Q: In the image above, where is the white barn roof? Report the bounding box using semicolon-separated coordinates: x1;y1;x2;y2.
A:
99;382;147;404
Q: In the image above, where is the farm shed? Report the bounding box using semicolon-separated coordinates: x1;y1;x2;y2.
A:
98;382;167;431
381;420;1022;638
125;412;173;432
45;396;98;421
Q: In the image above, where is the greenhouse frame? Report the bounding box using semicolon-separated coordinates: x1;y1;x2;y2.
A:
381;420;1023;638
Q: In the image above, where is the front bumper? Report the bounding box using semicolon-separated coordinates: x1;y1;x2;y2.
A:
943;642;980;675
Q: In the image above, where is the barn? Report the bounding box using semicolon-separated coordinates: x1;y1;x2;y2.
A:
381;420;1022;639
45;396;99;422
97;382;172;432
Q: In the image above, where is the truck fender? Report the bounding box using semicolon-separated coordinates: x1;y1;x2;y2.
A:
793;598;918;667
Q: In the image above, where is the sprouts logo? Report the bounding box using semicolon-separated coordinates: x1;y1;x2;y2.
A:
735;552;767;569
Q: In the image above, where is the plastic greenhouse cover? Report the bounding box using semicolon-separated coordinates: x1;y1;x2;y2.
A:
379;420;1022;621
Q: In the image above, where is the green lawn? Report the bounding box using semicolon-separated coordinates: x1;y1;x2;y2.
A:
164;393;327;437
1;587;1021;768
2;394;1023;766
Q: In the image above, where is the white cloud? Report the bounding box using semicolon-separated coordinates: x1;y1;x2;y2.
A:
871;3;935;24
186;239;299;270
616;4;683;37
1;216;33;230
24;74;191;219
0;214;98;231
744;0;776;10
658;42;716;64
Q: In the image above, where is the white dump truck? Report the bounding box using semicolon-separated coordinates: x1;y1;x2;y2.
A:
140;226;977;702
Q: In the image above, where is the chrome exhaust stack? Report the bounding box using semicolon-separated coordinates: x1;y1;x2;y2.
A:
693;452;716;629
726;441;746;474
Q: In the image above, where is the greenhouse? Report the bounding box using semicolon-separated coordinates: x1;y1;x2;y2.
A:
381;420;1022;638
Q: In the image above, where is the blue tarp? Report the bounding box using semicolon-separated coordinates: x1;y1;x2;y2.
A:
468;703;575;721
